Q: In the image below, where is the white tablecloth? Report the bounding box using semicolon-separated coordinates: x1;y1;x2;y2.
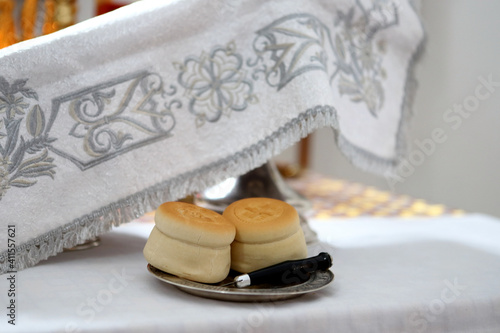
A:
2;214;500;333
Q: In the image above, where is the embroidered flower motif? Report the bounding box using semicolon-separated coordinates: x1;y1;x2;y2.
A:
332;0;397;116
175;42;257;127
0;94;30;118
0;76;56;201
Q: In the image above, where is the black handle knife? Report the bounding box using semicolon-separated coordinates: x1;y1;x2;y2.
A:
225;252;332;288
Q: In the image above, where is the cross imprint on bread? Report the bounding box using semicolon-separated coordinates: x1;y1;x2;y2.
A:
241;204;278;221
178;208;214;223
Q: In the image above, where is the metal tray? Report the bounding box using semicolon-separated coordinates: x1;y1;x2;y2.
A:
147;264;334;302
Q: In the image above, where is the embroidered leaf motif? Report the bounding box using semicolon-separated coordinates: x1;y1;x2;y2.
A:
335;35;346;61
19;88;39;101
4;118;21;157
25;135;57;154
0;77;9;94
0;117;7;155
329;0;397;116
0;77;57;200
11;149;56;181
338;75;361;95
26;105;46;137
11;79;28;93
7;136;26;173
9;179;37;187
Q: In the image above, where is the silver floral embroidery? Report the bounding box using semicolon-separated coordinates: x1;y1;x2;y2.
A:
249;1;399;117
0;77;56;200
0;4;401;201
248;13;330;90
332;0;398;116
0;71;180;200
175;42;257;127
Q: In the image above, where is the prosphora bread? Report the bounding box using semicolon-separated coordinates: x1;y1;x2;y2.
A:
144;227;231;282
223;197;307;273
143;201;236;283
154;201;236;247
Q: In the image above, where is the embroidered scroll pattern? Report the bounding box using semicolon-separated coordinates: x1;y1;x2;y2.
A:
248;1;397;117
248;13;331;91
50;71;178;170
0;72;180;200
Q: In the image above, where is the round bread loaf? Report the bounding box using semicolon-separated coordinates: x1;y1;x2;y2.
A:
155;201;235;247
223;198;307;273
230;228;307;273
143;201;235;283
144;227;231;283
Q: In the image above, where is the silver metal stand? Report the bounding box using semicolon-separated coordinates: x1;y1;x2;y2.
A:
64;237;101;251
194;162;318;244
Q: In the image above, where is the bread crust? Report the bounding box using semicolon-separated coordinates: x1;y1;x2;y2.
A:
155;201;235;247
230;228;308;273
143;227;231;283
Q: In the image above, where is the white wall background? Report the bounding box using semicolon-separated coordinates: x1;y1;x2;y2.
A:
278;0;500;217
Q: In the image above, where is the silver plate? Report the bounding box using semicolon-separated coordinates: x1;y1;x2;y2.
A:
147;264;334;302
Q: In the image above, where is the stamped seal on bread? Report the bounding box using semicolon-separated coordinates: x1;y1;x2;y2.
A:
223;198;308;273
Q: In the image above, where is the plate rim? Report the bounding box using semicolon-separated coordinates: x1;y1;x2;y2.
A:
147;264;334;301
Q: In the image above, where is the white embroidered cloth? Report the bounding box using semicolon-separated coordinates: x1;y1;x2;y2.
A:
0;0;424;273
